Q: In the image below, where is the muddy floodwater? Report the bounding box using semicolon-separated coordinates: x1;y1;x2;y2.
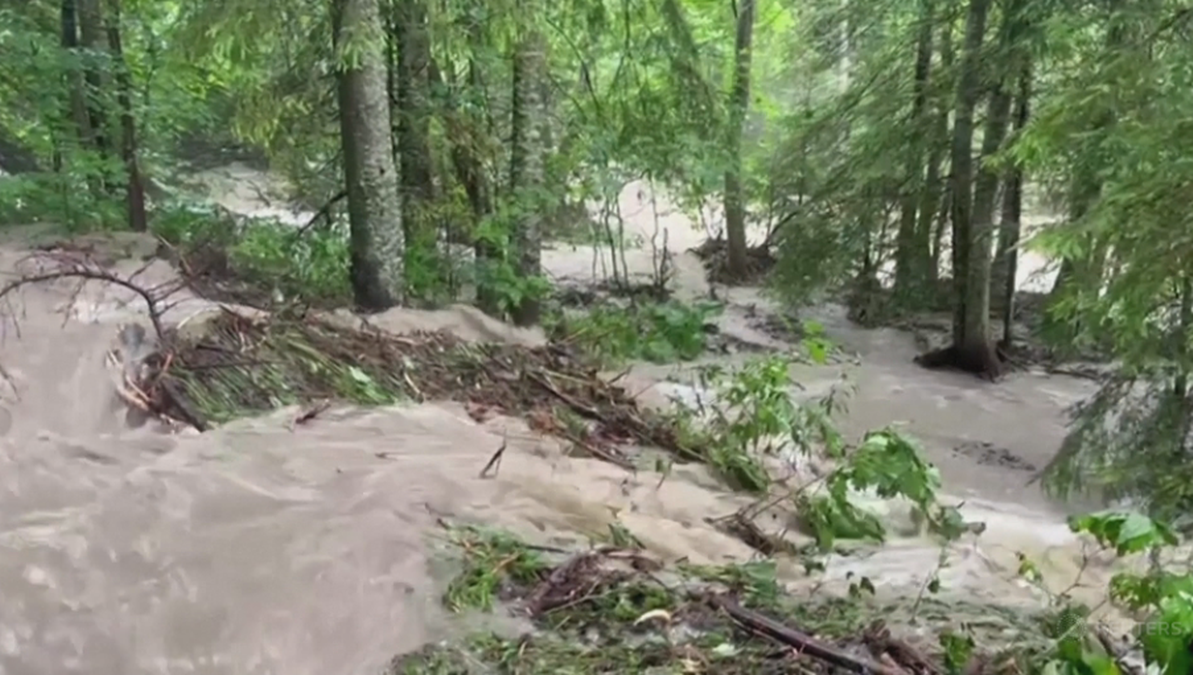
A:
0;177;1124;675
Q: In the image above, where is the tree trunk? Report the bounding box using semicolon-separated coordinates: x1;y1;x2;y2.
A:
1044;8;1125;344
948;0;990;349
396;0;439;298
76;0;110;159
60;0;94;151
104;0;147;232
996;61;1032;348
964;76;1013;366
916;20;953;288
334;0;405;310
893;0;935;301
453;10;502;316
921;0;1002;379
722;0;756;281
508;17;548;326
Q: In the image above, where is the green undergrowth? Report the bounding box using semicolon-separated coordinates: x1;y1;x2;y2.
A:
545;299;724;365
153;204;353;307
390;525;1051;675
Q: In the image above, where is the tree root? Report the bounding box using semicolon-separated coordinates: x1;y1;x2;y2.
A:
913;343;1006;382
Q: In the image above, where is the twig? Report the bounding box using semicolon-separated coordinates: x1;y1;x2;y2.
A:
865;621;945;675
562;431;634;470
479;438;507;478
708;594;910;675
293;190;348;237
0;258;178;339
291;399;332;428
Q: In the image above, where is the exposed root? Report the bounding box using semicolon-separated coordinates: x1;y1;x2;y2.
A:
913;343;1006;382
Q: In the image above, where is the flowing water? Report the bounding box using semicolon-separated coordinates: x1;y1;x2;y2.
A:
0;173;1132;674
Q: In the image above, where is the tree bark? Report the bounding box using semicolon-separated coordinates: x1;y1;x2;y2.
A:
893;0;935;300
948;0;991;349
722;0;756;281
60;0;94;152
1045;5;1125;344
76;0;110;158
917;21;953;288
508;15;548;326
395;0;438;296
996;61;1032;348
925;0;1002;379
333;0;406;310
104;0;147;232
964;75;1013;362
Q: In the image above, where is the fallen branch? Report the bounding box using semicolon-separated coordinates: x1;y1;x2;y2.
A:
294;189;348;237
709;594;910;675
0;252;184;339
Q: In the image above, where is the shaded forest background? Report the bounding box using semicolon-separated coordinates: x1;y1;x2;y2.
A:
2;0;1193;523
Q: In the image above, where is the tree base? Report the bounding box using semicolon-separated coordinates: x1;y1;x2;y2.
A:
913;343;1006;382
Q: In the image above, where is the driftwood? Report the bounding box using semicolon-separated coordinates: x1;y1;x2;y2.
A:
710;594;911;675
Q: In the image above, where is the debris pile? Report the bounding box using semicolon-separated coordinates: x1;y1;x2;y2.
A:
117;308;706;466
394;528;1057;675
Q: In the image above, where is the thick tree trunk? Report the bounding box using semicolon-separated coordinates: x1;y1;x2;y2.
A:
508;18;548;326
104;0;147;232
947;0;990;349
722;0;756;281
333;0;405;310
919;0;1002;379
893;0;935;300
964;69;1014;364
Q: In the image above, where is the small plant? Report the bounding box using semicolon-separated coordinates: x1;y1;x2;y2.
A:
442;525;549;613
153;205;352;304
671;346;845;492
551;300;723;365
798;430;968;550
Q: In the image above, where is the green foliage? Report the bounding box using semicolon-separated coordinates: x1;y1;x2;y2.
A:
799;430;967;550
1029;510;1193;675
550;300;723;365
441;525;549;612
671;351;833;491
153;206;353;305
